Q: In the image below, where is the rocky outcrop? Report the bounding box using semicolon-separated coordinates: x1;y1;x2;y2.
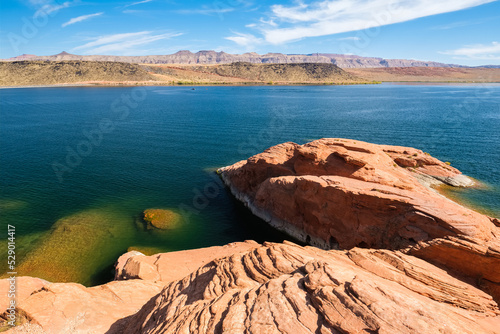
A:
218;138;500;300
122;241;500;334
219;139;496;248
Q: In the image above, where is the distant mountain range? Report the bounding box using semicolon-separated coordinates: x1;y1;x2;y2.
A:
5;50;495;68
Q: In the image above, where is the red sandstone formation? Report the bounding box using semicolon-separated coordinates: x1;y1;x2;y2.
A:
219;138;500;301
122;242;500;333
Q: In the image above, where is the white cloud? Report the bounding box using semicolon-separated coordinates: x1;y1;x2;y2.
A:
440;41;500;60
62;12;103;27
40;1;73;14
225;32;263;48
124;0;153;8
255;0;496;44
260;18;277;27
338;36;360;41
71;31;182;55
30;0;78;14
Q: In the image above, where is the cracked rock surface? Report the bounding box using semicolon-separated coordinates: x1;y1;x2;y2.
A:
120;242;500;334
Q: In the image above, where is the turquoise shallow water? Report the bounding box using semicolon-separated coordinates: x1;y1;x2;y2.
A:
1;84;499;285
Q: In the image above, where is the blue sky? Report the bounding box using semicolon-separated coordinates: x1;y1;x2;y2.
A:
1;0;499;65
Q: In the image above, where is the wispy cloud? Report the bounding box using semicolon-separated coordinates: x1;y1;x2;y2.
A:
124;0;153;8
30;0;78;14
62;12;103;27
440;41;500;60
71;31;182;55
225;32;263;48
229;0;496;45
338;36;360;41
40;1;74;14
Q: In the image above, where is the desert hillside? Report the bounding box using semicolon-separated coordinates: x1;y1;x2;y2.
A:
0;61;368;86
3;60;497;86
149;62;363;84
0;61;156;86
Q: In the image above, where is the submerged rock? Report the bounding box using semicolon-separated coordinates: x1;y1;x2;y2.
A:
143;208;182;229
6;207;135;285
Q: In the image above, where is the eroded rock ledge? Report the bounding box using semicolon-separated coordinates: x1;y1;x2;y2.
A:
122;242;500;334
218;138;500;301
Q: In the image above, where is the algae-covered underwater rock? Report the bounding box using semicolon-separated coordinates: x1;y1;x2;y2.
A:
142;209;182;230
10;207;135;286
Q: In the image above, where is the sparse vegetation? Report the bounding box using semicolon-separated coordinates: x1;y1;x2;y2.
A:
0;60;372;86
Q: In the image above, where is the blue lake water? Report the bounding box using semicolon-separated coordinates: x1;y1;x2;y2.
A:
1;84;499;285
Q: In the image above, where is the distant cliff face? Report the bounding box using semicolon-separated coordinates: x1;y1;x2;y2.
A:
4;50;463;68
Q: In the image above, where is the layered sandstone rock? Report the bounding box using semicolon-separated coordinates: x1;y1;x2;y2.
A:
3;241;500;333
219;138;500;300
122;242;500;334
